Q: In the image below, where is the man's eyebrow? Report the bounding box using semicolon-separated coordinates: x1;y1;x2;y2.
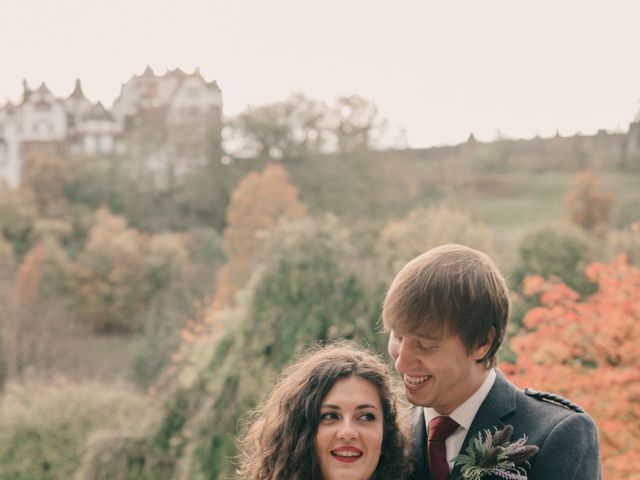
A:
392;330;442;341
414;327;447;340
416;333;443;341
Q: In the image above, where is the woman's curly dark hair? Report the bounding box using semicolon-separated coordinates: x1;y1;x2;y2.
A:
237;341;408;479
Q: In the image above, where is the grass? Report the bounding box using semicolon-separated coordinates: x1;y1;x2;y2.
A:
437;171;640;270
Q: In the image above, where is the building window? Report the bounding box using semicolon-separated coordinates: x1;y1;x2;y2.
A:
35;101;51;112
36;122;53;134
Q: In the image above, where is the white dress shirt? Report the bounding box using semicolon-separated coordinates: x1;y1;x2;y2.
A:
424;369;497;472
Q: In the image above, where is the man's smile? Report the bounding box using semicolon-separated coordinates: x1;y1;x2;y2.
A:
404;374;432;386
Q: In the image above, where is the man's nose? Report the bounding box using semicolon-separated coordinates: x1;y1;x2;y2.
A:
393;338;415;373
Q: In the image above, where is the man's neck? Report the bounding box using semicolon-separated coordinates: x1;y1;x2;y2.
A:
426;369;497;425
437;367;492;415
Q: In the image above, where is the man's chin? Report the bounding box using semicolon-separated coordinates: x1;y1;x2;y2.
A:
404;388;432;407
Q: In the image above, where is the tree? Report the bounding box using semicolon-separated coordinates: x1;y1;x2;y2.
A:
71;208;186;333
20;148;70;216
604;222;640;267
227;93;389;159
502;256;640;479
565;170;614;230
513;222;597;294
0;185;38;259
331;95;387;153
0;234;16;388
171;155;246;231
211;163;306;312
3;241;72;382
0;234;16;278
229;93;330;160
75;215;386;480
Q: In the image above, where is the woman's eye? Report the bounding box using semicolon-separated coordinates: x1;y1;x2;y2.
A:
320;412;339;421
417;342;434;352
358;412;376;421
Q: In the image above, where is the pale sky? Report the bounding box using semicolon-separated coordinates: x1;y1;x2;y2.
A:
2;0;640;148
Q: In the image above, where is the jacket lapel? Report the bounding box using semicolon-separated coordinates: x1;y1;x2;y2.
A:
449;370;517;479
409;406;431;480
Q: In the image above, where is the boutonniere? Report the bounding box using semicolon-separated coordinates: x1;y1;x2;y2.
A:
454;425;539;480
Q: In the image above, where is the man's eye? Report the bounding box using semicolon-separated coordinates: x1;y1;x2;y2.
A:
392;332;403;342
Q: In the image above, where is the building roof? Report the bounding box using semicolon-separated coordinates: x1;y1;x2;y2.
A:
68;78;87;99
36;82;52;95
83;101;114;121
168;67;187;78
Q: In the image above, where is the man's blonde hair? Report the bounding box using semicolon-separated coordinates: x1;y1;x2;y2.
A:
382;244;510;367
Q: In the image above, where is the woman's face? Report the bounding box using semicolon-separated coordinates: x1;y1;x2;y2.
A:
314;376;384;480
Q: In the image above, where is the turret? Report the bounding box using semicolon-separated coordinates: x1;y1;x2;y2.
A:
21;79;31;103
68;78;86;99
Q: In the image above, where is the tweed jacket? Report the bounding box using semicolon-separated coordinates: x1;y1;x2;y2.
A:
406;370;601;480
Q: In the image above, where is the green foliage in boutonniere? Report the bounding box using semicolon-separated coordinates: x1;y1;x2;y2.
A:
454;425;539;480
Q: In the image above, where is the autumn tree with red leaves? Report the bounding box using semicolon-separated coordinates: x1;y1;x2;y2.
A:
502;255;640;479
565;170;614;231
210;164;306;313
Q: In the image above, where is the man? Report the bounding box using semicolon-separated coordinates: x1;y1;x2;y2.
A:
383;244;601;480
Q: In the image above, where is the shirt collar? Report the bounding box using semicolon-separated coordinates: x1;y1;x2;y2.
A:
424;369;497;430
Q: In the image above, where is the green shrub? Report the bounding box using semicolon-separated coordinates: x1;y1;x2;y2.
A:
377;204;496;272
129;301;182;390
512;222;597;295
0;379;150;480
604;225;640;266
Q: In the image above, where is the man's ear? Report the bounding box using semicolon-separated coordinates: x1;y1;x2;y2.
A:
473;326;496;361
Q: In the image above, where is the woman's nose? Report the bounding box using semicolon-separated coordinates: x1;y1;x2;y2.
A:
337;420;359;440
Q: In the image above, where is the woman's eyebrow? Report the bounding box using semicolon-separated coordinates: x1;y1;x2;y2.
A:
319;403;378;409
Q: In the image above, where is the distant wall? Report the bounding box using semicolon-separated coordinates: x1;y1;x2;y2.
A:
452;128;637;172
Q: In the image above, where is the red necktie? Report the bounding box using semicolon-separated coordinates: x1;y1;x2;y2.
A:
428;416;459;480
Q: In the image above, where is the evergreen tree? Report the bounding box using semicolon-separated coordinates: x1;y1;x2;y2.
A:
76;216;387;480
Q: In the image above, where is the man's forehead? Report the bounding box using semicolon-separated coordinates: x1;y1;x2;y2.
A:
390;326;446;341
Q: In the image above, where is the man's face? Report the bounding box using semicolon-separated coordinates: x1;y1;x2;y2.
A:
387;327;489;414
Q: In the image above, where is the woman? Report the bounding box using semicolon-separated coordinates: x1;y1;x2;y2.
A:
237;342;408;480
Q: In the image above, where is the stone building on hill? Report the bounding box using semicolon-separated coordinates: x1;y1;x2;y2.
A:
1;66;639;188
0;66;223;187
113;66;223;184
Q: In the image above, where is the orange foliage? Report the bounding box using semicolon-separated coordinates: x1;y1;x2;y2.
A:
72;208;149;332
502;255;640;479
16;243;48;306
210;164;306;313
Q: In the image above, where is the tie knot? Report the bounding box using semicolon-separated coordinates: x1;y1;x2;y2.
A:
428;416;459;443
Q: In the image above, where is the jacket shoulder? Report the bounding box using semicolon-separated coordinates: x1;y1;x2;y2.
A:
523;387;585;413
